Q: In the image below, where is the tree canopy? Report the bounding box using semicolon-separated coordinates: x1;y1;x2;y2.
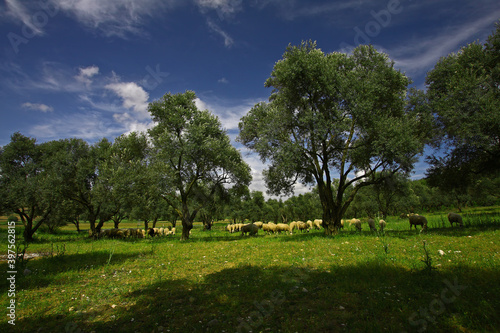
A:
148;90;251;240
238;41;430;234
425;22;500;201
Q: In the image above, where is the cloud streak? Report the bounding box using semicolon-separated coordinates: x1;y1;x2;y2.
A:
389;9;500;75
22;102;54;112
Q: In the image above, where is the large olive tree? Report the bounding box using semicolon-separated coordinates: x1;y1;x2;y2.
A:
238;41;430;234
425;23;500;201
148;91;251;240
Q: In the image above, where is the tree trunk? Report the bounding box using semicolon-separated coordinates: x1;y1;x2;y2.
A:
23;221;35;243
181;219;193;240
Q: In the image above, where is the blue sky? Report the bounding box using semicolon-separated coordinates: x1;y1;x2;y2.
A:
1;0;499;196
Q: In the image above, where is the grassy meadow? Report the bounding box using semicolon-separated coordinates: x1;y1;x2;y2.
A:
1;208;499;332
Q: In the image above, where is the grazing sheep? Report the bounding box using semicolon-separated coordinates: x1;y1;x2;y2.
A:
148;227;162;237
306;220;314;229
297;221;309;232
263;222;277;234
313;219;322;229
379;220;386;232
367;218;377;232
340;219;345;229
276;223;290;234
348;219;361;231
289;221;298;234
447;213;463;227
254;222;264;229
409;215;428;231
241;223;259;236
171;227;176;235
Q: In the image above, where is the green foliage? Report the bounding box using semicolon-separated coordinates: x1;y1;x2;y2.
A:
7;215;18;222
148;91;251;240
239;41;429;232
425;22;500;199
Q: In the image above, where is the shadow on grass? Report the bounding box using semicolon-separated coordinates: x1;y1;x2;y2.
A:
10;261;500;333
0;250;142;291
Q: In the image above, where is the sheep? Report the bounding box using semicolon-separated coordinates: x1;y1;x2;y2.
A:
148;228;162;237
241;223;259;236
289;221;298;234
348;219;361;231
254;222;264;229
340;219;345;229
297;221;309;232
367;218;377;232
379;220;386;232
306;220;314;229
409;214;428;231
313;219;322;229
171;227;176;235
276;223;290;234
263;223;277;234
447;213;463;227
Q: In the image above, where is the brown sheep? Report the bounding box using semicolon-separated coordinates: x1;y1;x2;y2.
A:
241;223;259;236
409;214;428;231
447;213;463;227
367;218;377;232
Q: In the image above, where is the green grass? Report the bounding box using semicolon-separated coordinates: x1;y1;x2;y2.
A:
1;209;499;332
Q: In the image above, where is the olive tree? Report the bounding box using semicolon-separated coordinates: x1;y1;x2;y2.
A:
0;133;55;242
148;91;251;240
425;23;500;200
238;41;429;234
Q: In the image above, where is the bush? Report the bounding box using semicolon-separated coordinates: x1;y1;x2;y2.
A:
8;215;18;222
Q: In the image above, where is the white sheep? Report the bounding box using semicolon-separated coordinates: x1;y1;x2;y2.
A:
348;219;361;231
447;213;463;227
313;219;322;229
276;223;290;234
254;221;264;229
263;223;277;234
306;220;314;229
297;221;309;232
379;220;386;232
289;221;298;234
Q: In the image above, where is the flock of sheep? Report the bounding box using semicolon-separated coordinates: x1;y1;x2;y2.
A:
227;212;464;236
93;213;463;239
93;227;176;239
226;219;325;236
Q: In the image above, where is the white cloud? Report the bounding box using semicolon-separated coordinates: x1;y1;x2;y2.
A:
52;0;177;37
105;82;150;117
29;111;122;141
22;102;54;112
218;77;229;84
75;65;99;86
206;19;234;47
385;9;500;75
196;0;242;18
79;65;99;78
3;0;44;35
194;98;208;111
194;95;263;132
